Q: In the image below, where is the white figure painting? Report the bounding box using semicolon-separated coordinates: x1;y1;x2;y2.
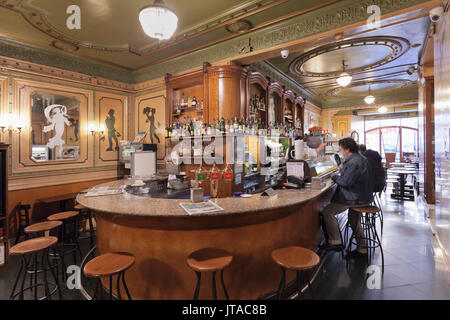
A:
43;104;71;149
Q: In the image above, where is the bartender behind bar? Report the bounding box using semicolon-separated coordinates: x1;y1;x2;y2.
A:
320;138;373;255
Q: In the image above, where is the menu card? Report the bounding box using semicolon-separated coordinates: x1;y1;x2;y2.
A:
85;185;125;197
179;200;224;215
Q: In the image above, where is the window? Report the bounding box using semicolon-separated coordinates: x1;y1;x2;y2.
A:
364;116;418;162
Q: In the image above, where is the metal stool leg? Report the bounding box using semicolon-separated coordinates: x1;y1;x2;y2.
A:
277;267;286;300
9;254;25;300
307;277;314;300
193;271;201;300
88;212;95;248
296;271;303;300
122;271;132;300
117;272;122;300
46;249;62;299
212;272;217;300
220;269;229;300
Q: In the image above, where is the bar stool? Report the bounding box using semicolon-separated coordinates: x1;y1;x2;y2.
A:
47;211;82;278
83;252;135;300
348;205;384;272
74;203;95;249
186;248;233;300
271;246;319;300
9;236;62;300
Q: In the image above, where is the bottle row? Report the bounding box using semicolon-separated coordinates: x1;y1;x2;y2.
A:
165;116;303;138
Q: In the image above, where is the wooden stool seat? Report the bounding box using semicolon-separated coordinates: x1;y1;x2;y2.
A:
83;252;135;278
351;206;380;214
10;237;58;255
271;246;319;271
24;221;62;234
187;248;233;272
47;211;79;221
74;204;87;210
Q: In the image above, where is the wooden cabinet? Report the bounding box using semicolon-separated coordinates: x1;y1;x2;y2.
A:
283;90;295;125
268;82;283;124
0;144;8;267
294;96;305;132
247;71;269;123
166;62;210;126
207;65;248;123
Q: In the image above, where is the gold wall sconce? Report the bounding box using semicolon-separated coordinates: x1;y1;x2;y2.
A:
89;123;105;136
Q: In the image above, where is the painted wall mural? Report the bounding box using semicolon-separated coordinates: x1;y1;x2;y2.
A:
30;92;81;161
135;91;165;161
95;92;128;164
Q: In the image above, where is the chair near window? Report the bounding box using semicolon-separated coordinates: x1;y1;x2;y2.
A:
384;152;396;169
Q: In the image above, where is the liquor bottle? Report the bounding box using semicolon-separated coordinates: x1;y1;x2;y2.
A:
225;118;229;133
207;122;212;136
165;126;169;138
220;117;225;134
210;163;221;198
233;117;239;132
181;93;186;108
201;121;206;136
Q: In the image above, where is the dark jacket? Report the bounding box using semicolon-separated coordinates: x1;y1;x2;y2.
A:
331;152;373;205
363;149;385;193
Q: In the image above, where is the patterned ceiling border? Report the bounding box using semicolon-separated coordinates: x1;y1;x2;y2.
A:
326;79;415;98
0;0;432;85
0;0;282;55
289;36;410;77
132;0;431;83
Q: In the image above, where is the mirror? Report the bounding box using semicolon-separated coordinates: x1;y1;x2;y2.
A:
268;94;275;124
30;92;80;161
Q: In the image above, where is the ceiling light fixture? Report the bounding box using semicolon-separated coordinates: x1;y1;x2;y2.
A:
364;85;376;104
378;106;387;113
336;60;352;87
139;0;178;40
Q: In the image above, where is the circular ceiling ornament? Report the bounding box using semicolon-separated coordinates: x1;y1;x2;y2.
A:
51;40;79;53
289;36;410;78
225;20;253;34
325;79;414;98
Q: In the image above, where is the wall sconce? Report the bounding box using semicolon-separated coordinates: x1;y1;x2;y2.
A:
0;114;24;136
89;123;105;136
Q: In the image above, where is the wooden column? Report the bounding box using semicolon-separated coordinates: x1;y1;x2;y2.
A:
207;65;248;122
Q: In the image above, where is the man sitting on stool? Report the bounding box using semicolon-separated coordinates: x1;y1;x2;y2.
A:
321;138;373;255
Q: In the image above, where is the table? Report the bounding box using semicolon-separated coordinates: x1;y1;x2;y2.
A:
38;193;78;211
387;168;417;201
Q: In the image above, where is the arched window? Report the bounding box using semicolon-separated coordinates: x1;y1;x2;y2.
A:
364;117;418;162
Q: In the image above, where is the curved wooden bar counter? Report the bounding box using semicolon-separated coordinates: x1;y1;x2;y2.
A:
77;180;335;300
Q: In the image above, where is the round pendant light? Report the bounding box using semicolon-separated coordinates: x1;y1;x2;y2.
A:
378;106;387;113
139;0;178;40
364;85;376;104
336;60;352;87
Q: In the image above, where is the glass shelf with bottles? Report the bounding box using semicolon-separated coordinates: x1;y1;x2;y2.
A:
173;92;204;116
165;117;302;140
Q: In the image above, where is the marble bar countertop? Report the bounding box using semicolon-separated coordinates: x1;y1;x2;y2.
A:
76;179;335;218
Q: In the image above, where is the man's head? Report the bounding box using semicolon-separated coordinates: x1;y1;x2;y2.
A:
359;144;367;153
338;137;359;159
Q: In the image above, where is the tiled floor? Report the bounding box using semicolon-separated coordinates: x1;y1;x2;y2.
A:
1;192;449;300
313;192;450;300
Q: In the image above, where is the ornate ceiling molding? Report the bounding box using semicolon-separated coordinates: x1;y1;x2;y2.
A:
133;0;430;82
289;36;410;77
0;0;282;55
325;79;415;98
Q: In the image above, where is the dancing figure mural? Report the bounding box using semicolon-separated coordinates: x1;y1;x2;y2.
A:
103;108;121;151
143;107;160;144
43;104;70;149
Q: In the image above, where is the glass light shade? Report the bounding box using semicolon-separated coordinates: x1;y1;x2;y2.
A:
336;72;352;87
378;106;387;113
139;4;178;40
99;124;106;132
89;123;97;132
364;95;376;104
